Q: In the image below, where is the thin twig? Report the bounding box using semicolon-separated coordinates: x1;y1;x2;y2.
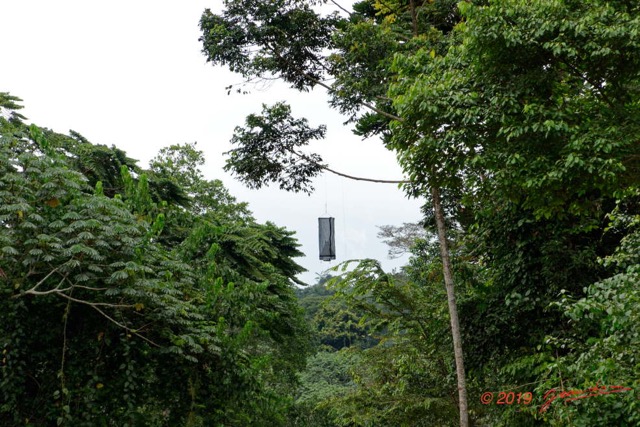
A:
22;286;73;296
68;284;109;292
60;297;71;408
13;273;69;298
328;0;353;16
316;76;404;122
55;292;135;308
30;267;60;292
560;59;615;109
88;303;161;348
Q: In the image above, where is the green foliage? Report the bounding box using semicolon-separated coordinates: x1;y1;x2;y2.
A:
313;301;372;351
200;1;640;424
290;242;471;427
0;135;214;425
386;1;640;423
0;92;27;124
200;0;339;91
0;99;311;426
60;134;140;195
226;102;327;193
522;200;640;426
391;0;640;209
292;350;359;426
149;142;249;218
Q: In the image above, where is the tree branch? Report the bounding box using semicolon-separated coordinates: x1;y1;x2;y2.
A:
560;59;615;109
29;267;60;292
55;291;135;309
265;45;405;122
314;75;404;122
289;147;411;183
21;286;73;296
86;303;161;348
69;284;110;292
328;0;353;17
15;273;123;300
59;298;71;412
14;274;161;347
323;163;410;184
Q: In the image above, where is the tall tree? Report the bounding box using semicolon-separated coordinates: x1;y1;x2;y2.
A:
200;2;472;423
388;0;640;424
201;1;640;424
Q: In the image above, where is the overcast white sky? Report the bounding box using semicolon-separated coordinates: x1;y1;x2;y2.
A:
1;0;424;285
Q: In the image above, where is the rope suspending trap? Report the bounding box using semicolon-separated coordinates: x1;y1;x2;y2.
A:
315;163;405;261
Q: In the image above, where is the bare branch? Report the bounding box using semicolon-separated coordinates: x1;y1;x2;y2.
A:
16;278;134;309
322;163;410;184
21;286;74;296
55;292;135;309
69;284;110;292
86;303;161;348
290;147;411;184
311;75;404;122
328;0;353;17
29;267;60;292
13;272;69;298
15;275;161;347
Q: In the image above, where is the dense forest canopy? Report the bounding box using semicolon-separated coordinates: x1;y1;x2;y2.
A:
0;94;310;426
201;0;640;425
2;0;640;426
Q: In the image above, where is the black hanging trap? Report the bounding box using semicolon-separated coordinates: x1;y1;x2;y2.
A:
318;217;336;261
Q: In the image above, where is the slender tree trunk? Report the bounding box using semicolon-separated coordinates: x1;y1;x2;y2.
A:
402;3;468;418
409;0;418;36
431;186;469;427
